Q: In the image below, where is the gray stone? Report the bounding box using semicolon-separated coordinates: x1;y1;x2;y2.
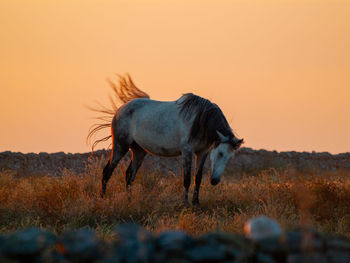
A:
255;236;287;263
287;252;328;263
285;231;303;252
200;232;253;251
186;244;227;262
3;228;56;258
326;237;350;251
285;228;324;252
0;235;7;253
153;231;193;263
326;250;350;263
196;232;255;261
60;228;102;262
244;216;282;241
256;237;286;254
255;252;278;263
114;223;153;263
156;230;192;252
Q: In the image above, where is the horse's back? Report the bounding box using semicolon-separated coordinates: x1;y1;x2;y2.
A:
118;98;186;156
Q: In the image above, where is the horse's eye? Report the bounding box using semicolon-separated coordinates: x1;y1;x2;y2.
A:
218;152;223;157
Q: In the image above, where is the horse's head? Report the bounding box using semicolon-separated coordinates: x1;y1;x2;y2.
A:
209;131;244;185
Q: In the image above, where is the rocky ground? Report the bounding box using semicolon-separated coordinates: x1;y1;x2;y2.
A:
1;221;350;263
1;148;350;177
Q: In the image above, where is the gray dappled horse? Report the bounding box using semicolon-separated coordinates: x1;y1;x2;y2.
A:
87;74;243;205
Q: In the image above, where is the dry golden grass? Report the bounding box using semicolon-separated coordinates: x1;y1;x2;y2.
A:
1;156;350;239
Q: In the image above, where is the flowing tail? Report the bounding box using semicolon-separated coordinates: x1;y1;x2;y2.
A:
86;74;150;152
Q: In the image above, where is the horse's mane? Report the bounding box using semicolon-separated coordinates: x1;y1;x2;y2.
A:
177;93;235;145
86;74;149;152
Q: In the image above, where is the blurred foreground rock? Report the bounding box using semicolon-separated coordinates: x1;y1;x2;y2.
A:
244;216;282;241
1;147;350;176
1;223;350;263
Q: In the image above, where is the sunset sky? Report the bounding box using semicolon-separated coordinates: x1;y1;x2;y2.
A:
1;0;349;154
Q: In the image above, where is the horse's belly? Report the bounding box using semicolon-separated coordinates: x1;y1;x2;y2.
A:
135;137;181;157
133;129;182;156
143;145;181;157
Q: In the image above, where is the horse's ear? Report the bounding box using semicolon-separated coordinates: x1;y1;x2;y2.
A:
234;138;244;149
216;131;228;142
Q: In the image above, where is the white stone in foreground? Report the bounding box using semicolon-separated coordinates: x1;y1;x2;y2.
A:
244;216;282;241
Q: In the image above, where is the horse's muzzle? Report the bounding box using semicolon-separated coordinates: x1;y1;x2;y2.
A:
211;178;220;186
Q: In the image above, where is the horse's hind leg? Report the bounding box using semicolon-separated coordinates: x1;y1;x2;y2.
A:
101;144;129;198
125;143;146;188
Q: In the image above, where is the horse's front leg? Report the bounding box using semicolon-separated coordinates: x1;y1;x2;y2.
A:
181;146;193;205
192;151;208;206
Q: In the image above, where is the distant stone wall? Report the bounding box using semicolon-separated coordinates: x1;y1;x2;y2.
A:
230;148;350;174
0;151;93;176
1;148;350;176
1;223;349;263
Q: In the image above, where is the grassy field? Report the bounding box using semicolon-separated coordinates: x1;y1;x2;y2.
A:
1;155;350;239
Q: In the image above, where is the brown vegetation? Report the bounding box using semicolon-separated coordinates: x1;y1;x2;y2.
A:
1;155;350;239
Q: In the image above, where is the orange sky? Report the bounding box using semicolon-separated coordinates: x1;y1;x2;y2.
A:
1;0;349;154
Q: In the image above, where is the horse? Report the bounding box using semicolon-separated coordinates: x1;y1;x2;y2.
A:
87;74;244;205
